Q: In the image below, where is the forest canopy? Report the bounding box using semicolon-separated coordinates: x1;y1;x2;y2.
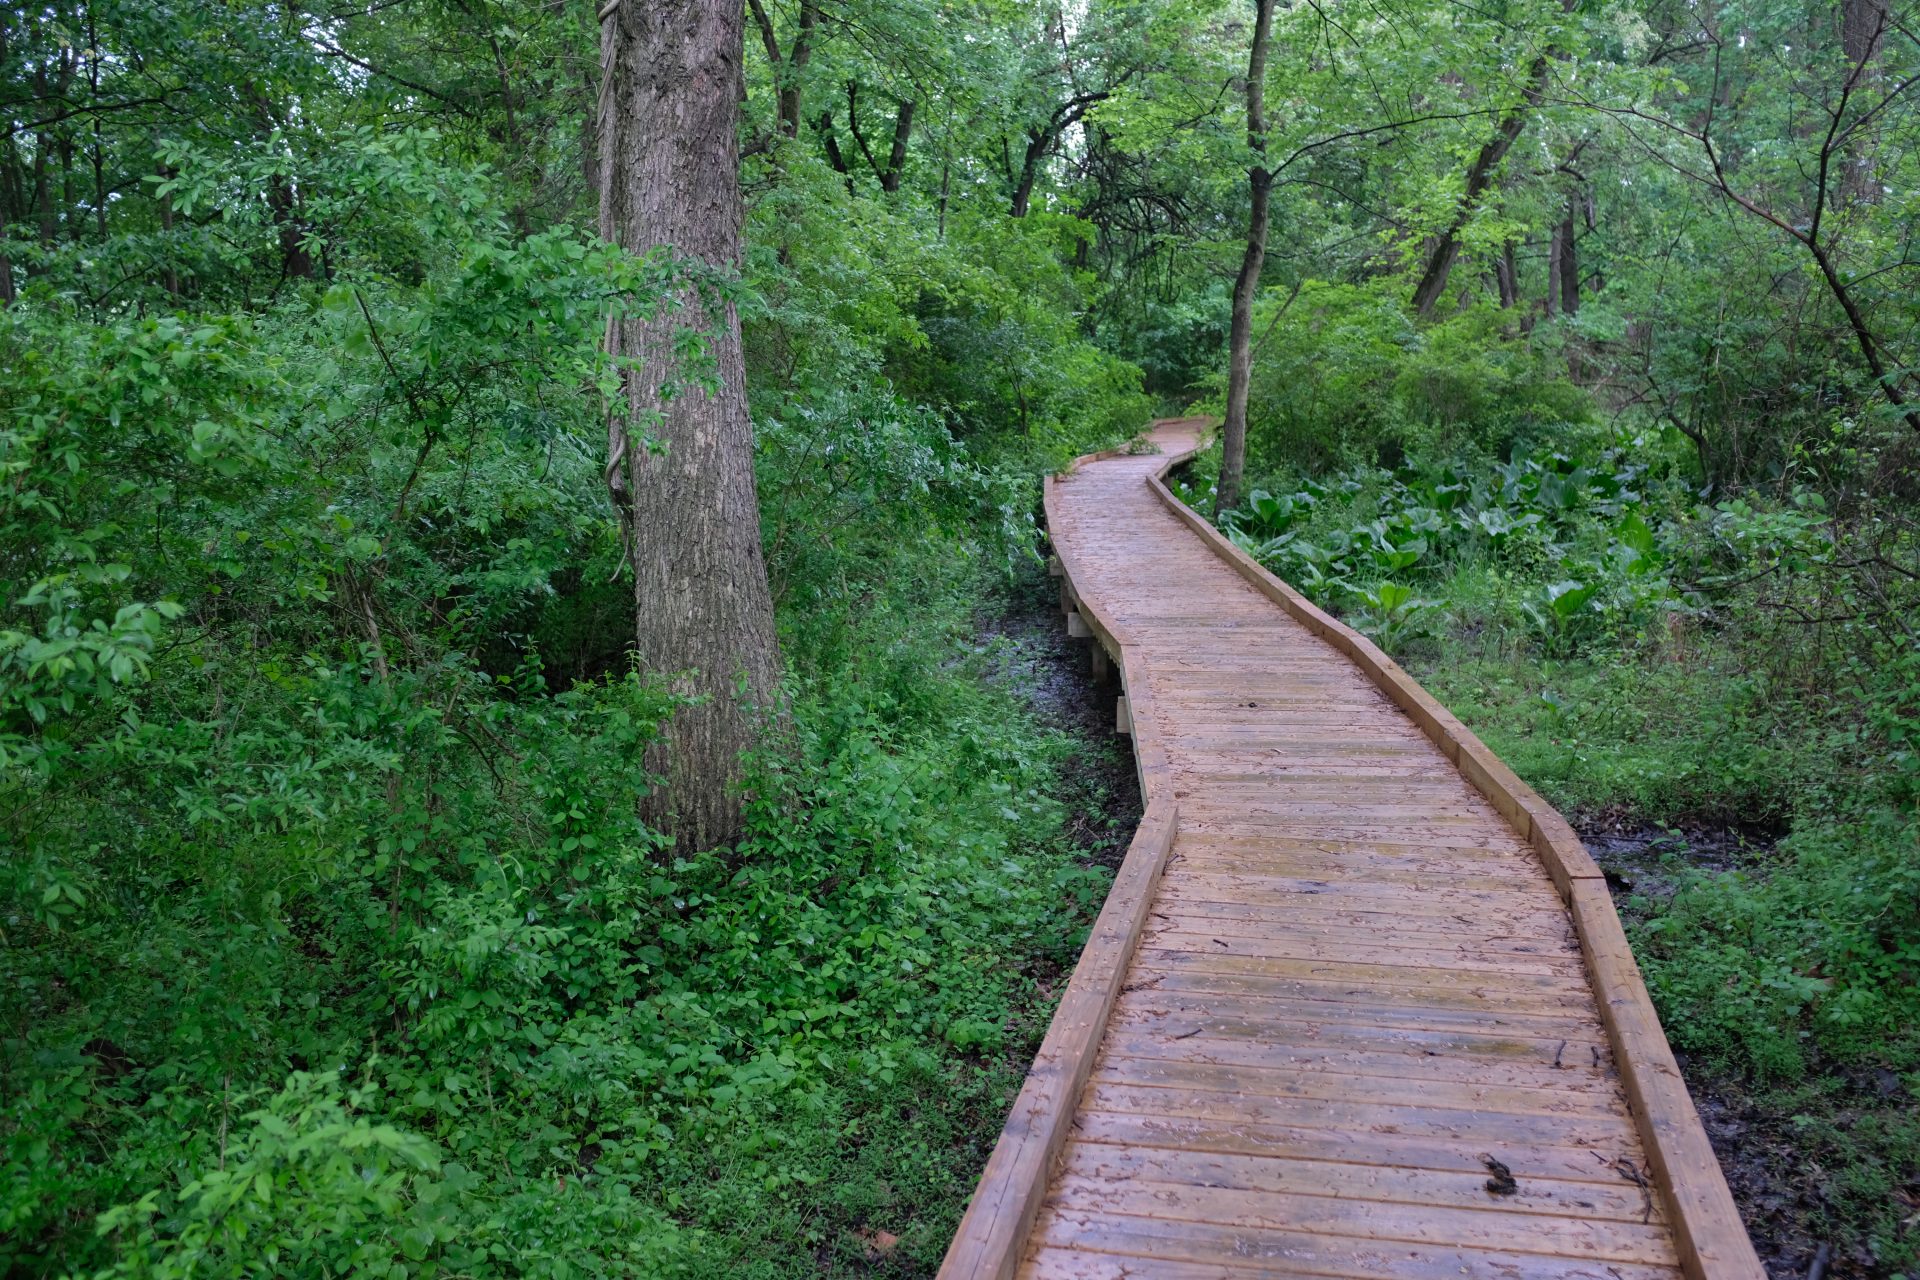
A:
3;0;1917;1275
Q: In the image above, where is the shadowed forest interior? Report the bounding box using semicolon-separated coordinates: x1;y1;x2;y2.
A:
2;0;1917;1276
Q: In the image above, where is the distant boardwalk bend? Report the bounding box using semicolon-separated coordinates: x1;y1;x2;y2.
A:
939;419;1763;1280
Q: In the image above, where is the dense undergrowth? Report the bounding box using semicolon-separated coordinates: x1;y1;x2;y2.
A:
1183;284;1920;1273
0;97;1149;1277
8;0;1920;1274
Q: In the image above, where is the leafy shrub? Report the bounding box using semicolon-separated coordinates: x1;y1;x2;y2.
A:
1195;381;1920;1138
1226;281;1594;473
1205;432;1690;657
0;126;1134;1279
1636;812;1920;1080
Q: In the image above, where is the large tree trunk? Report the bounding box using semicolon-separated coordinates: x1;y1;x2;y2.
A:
1;134;18;302
599;0;782;850
880;99;914;193
1545;221;1563;318
1215;0;1277;516
1010;130;1046;218
266;173;315;281
1409;56;1548;319
814;111;851;175
32;134;54;246
1841;0;1887;75
246;85;316;281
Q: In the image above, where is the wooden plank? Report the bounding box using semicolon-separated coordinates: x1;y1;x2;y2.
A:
1057;1142;1665;1224
1130;947;1596;999
1137;928;1586;977
1040;1177;1675;1259
1096;1029;1618;1089
1169;760;1464;779
1031;1206;1680;1275
1175;802;1499;823
1144;905;1578;955
1165;779;1493;800
1530;798;1607;899
1164;852;1545;888
1151;888;1577;935
1156;870;1569;910
1569;879;1766;1279
936;802;1178;1279
1166;840;1547;869
1023;1246;1348;1280
1113;979;1608;1031
1165;835;1542;865
1162;856;1554;893
1078;1081;1643;1147
1120;973;1602;1027
1169;820;1536;848
1089;1055;1629;1118
1066;1109;1647;1186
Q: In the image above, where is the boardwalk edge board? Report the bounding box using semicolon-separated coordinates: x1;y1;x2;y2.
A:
937;434;1186;1279
936;799;1178;1279
1141;442;1758;1280
938;420;1760;1280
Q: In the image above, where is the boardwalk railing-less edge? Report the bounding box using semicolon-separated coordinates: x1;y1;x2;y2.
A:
939;419;1762;1280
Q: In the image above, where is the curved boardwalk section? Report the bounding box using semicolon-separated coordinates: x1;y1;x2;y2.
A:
941;421;1760;1280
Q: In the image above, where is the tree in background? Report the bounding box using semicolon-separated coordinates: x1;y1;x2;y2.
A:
1215;0;1275;514
7;0;1920;1273
598;0;781;849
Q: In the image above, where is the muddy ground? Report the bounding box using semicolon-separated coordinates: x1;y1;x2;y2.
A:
977;557;1142;869
1579;816;1911;1280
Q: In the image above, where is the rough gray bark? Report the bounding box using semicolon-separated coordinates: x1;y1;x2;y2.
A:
1842;0;1887;73
599;0;782;850
1215;0;1276;517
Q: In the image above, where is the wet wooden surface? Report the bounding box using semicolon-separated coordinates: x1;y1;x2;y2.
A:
1020;420;1686;1278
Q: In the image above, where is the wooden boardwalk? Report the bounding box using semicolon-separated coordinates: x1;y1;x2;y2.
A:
940;421;1761;1280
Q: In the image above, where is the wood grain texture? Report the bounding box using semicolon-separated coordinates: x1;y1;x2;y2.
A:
597;0;781;848
939;419;1758;1280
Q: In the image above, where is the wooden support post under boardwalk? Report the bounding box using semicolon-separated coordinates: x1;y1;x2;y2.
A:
1113;695;1130;735
937;416;1763;1280
1090;644;1110;681
1065;611;1090;639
